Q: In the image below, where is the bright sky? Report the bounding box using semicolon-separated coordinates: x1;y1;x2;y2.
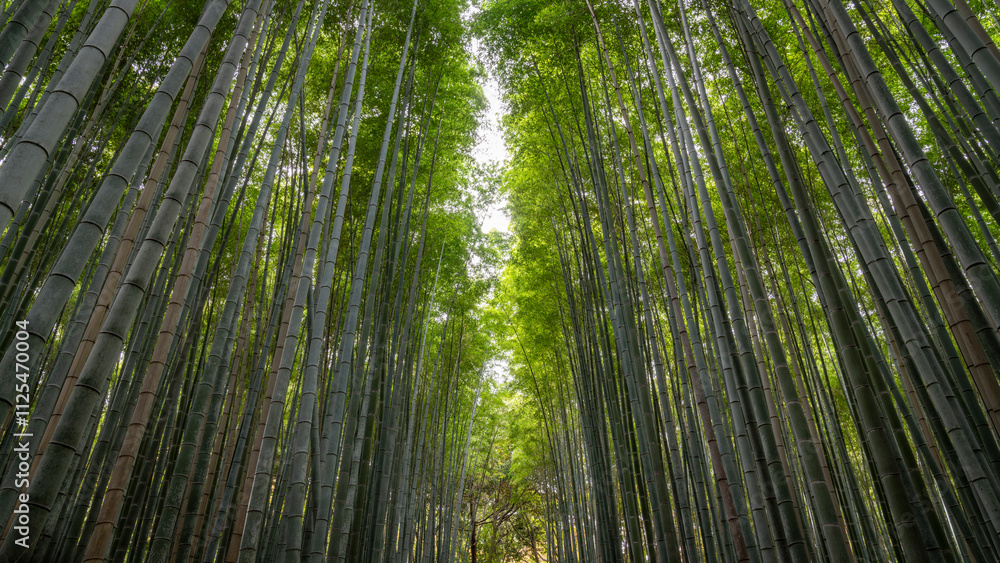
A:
472;70;508;165
467;13;511;234
463;9;513;384
475;76;511;234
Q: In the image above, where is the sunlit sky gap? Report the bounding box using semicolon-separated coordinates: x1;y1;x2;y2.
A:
465;5;510;234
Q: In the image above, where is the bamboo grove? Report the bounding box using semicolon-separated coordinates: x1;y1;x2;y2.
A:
0;0;999;560
478;0;1000;560
0;0;517;560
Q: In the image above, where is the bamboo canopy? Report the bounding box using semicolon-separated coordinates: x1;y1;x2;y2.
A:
0;0;998;560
